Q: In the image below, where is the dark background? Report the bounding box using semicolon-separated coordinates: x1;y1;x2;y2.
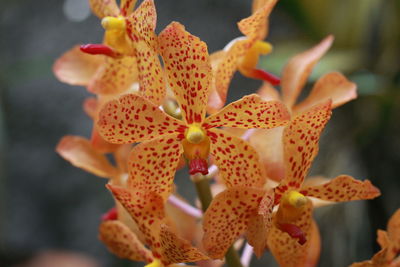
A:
0;0;399;266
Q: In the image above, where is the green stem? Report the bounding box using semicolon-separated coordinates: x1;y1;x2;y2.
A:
192;175;243;267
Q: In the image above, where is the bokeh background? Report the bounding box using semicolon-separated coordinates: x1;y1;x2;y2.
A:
0;0;399;266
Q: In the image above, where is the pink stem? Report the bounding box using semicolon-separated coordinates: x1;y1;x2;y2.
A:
240;243;254;267
167;194;202;218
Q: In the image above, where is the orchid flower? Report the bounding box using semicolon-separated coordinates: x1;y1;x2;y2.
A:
202;101;380;266
97;21;290;200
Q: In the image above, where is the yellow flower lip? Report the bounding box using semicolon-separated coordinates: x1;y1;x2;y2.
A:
101;16;126;31
185;124;206;144
286;191;307;208
145;259;163;267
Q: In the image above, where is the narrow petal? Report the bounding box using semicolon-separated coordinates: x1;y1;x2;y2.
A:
208;128;265;188
207;50;228;114
202;186;265;259
294;72;357;114
267;200;314;267
56;135;118;178
257;82;282;102
387;209;400;258
98;94;186;144
88;56;138;95
89;0;119;18
349;248;389;267
281;35;334;108
99;220;153;262
120;0;137;16
300;175;381;202
238;0;277;40
106;185;165;249
159;22;212;124
83;97;98;119
276;100;332;196
127;134;183;201
203;94;290;129
160;224;209;265
53;45;103;86
246;189;274;258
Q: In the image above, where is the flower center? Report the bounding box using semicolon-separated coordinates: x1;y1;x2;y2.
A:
145;259;163;267
285;190;308;208
185;124;206;144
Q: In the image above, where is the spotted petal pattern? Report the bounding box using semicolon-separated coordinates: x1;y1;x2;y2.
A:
53;45;103;86
99;220;153;262
294;72;357;114
281;35;334;108
202;186;265;259
56;135;118;178
276;100;332;195
208;128;265;188
88;56;138;95
120;0;137;16
267;200;314;267
89;0;119;18
159;224;209;264
98;94;186;144
300;175;380;202
203;94;290;129
159;22;212;125
128;134;183;200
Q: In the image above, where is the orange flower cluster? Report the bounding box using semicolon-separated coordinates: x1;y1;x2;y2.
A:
53;0;395;267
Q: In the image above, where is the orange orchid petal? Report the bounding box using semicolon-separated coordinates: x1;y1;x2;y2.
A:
300;175;381;202
387;209;400;258
276;100;332;195
125;0;165;105
204;94;290;129
53;45;103;86
207;50;228;114
165;197;197;242
114;144;132;174
294;72;357;114
203;186;265;259
159;22;212;124
98;94;186;144
238;0;277;40
160;224;209;264
281;35;334;108
246;189;274;258
128;134;183;201
267;200;314;267
257;82;282;102
208;128;265;188
349;248;389;267
90;127;120;153
99;220;153;262
214;39;249;110
120;0;137;16
247;127;285;182
106;185;165;250
304;220;321;267
56;135;118;178
89;0;119;18
83;97;98;119
88;56;138;95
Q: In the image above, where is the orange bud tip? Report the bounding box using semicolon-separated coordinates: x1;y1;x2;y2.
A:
252;69;281;85
101;207;118;221
189;158;209;175
278;223;307;245
80;44;118;58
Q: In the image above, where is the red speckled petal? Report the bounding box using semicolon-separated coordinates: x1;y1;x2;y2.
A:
202;186;265;259
267;200;314;267
99;220;153;262
98;94;186;144
300;175;381;202
53;45;103;86
159;22;212;124
106;185;166;251
120;0;137;16
208;128;265;188
246;189;274;258
128;133;183;201
90;127;120;154
238;0;277;40
207;50;227;114
294;72;357;114
160;224;209;265
89;0;119;18
276;100;332;196
203;94;290;129
88;56;138;95
56;135;118;178
281;35;334;108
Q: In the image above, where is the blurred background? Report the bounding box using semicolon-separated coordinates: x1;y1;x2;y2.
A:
0;0;399;266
